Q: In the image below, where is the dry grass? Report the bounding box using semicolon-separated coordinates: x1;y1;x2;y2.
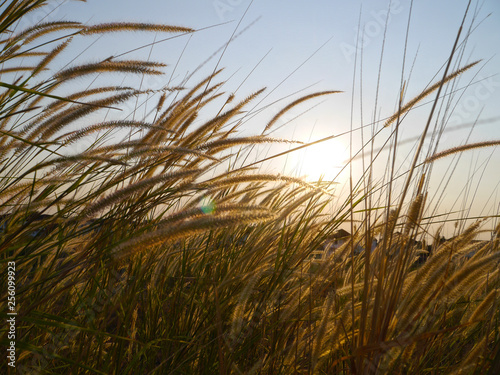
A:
0;1;499;374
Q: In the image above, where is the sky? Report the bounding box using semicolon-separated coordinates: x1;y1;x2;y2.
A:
15;0;500;237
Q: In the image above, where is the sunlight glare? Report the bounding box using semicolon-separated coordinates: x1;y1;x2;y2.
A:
290;138;348;183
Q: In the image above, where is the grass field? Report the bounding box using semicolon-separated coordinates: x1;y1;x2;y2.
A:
1;1;499;374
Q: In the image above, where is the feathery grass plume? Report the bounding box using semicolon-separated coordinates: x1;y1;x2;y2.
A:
462;288;498;326
26;92;136;142
400;221;483;308
22;86;134;132
278;189;322;219
81;168;201;218
124;145;220;162
404;193;425;234
167;69;224;109
140;86;185;96
226;93;235;104
113;209;276;259
437;220;482;253
384;208;399;234
158;204;270;227
203;173;329;195
153;107;199;145
311;291;336;371
12;197;75;211
3;21;82;46
1;51;48;59
81;23;194;35
263;90;342;133
156;92;166;113
196;136;302;153
397;255;451;331
0;177;72;202
451;241;489;263
469;268;500;302
384;60;480;128
230;271;263;340
157;81;225;126
31;38;72;76
21;154;128;178
59;120;174;145
142;79;223;143
180;88;266;147
456;336;490;372
441;251;500;300
147;77;224;137
54;60;166;82
0;66;41;73
425;140;500;163
215;184;264;205
0;1;48;35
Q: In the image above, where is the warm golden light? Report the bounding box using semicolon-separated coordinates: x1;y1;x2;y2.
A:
290;138;348;182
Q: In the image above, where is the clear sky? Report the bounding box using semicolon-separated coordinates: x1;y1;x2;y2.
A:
21;0;500;237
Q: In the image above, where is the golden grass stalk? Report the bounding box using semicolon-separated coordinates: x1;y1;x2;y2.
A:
2;1;499;372
170;69;224;108
456;336;489;372
2;51;48;59
81;168;201;218
196;136;302;152
55;60;166;81
424;140;500;163
0;66;41;73
125;145;220;162
230;272;262;338
180;88;266;147
441;251;500;300
24;85;133;121
159;204;270;226
278;189;322;219
203;173;327;195
0;178;72;205
397;259;450;330
404;193;425;234
437;221;482;253
60;120;174;145
31;38;72;76
311;291;336;371
26;92;136;142
156;93;167;113
462;288;498;326
113;209;276;259
3;21;82;46
384;61;480;128
23;154;128;176
469;269;499;302
81;23;194;35
264;91;342;133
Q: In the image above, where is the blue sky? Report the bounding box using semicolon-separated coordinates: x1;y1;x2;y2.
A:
21;0;500;236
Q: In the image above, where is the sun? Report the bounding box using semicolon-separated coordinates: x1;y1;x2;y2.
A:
290;138;348;183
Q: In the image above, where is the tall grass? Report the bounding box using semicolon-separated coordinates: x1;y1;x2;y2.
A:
1;0;499;374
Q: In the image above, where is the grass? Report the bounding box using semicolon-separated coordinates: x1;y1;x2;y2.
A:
0;0;499;374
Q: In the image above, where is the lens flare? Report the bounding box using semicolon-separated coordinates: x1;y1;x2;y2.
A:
200;196;216;214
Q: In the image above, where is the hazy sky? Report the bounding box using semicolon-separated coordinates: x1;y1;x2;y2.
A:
20;0;500;236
